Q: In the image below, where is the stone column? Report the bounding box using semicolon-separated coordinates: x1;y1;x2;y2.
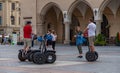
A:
4;0;8;34
4;0;12;35
63;11;71;44
5;0;9;25
64;22;70;44
95;20;102;35
15;1;20;27
93;8;102;35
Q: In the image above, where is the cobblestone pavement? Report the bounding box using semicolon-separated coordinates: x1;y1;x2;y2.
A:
0;45;120;73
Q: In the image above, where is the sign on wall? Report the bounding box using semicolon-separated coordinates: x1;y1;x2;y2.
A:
23;17;32;19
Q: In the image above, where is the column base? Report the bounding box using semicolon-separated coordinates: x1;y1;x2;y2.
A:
64;40;70;45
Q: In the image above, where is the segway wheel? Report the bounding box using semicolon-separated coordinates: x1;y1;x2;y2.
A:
85;51;96;62
33;52;46;64
45;52;56;63
18;52;26;61
94;51;98;61
27;52;34;62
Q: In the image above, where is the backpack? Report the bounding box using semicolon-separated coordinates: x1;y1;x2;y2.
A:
46;34;53;41
37;36;43;42
76;34;86;46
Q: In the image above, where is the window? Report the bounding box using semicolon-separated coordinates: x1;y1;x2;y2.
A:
12;3;15;10
0;16;2;25
11;16;15;25
0;3;2;10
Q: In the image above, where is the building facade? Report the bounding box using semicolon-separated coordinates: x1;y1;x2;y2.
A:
0;0;20;35
20;0;120;44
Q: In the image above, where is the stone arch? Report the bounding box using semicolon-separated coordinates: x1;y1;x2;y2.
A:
40;2;62;16
103;7;114;15
38;2;63;30
116;6;120;33
99;0;113;15
37;2;64;43
116;6;120;15
66;0;93;44
100;0;120;38
68;0;93;20
37;2;63;25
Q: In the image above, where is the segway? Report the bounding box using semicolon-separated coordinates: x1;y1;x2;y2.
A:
18;36;56;64
18;49;32;61
32;36;56;64
18;39;44;62
85;39;98;62
18;49;26;61
27;50;40;62
86;50;98;62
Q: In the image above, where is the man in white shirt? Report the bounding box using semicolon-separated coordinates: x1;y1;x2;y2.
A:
84;18;96;52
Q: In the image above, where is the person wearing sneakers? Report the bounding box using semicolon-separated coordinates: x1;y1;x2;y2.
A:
75;25;83;58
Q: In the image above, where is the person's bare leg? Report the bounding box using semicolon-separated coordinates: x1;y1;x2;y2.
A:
91;46;95;52
90;42;95;52
25;46;30;54
22;45;27;57
23;46;27;51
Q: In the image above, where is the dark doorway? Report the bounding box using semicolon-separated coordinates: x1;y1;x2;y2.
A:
101;14;109;38
70;14;80;45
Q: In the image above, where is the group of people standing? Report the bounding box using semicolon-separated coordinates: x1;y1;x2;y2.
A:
22;21;57;55
22;18;96;58
44;29;57;51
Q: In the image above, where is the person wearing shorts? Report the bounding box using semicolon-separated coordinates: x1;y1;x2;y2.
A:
88;36;95;46
84;18;96;52
23;21;32;54
24;38;31;48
